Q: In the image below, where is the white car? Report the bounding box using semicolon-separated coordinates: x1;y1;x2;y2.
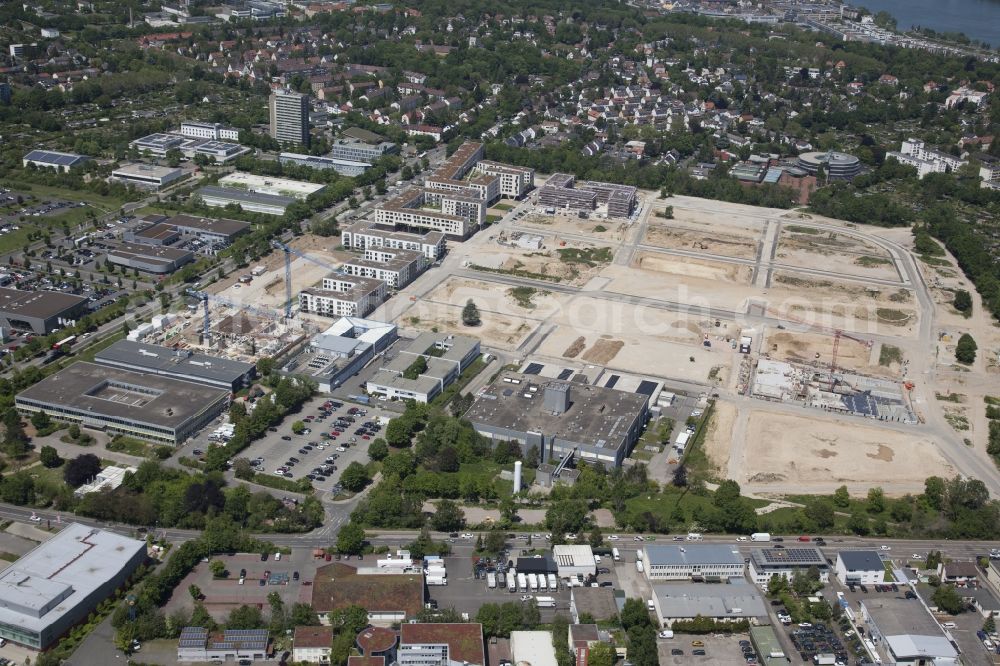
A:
912;553;922;559
608;535;620;541
736;536;748;542
520;594;533;601
691;410;703;417
634;536;644;542
566;533;577;540
336;447;346;452
880;545;891;551
29;514;41;523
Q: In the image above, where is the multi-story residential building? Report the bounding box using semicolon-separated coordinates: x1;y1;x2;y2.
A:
475;160;535;198
180;122;240;141
342;247;426;289
299;275;387;318
270;89;310;146
375;188;475;239
887;138;967;178
340;221;446;261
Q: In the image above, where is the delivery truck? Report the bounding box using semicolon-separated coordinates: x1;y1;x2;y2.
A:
750;532;772;542
535;596;556;608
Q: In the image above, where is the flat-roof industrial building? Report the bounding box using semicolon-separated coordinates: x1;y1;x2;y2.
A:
860;597;959;665
110;163;185;190
748;547;829;587
15;362;230;444
651;580;768;627
0;523;145;649
280;317;397;393
0;288;89;334
464;371;648;468
22;149;89;170
312;563;424;624
106;241;194;274
366;333;480;403
177;627;270;663
642;544;745;581
197;185;296;216
95;340;256;391
217;172;325;199
552;545;597;579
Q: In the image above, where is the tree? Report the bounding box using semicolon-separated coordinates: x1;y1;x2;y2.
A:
588;642;616;666
833;485;851;508
30;410;51;431
954;289;972;315
63;453;102;487
68;423;81;440
956;333;977;364
188;584;202;601
291;420;305;435
867;487;886;514
588;527;604;548
984;615;996;634
461;299;481;326
336;521;365;555
804;499;835;530
430;499;465;532
209;560;226;578
233;458;255;480
620;598;652;630
39;445;62;468
545;500;589;535
385;418;413;447
340;462;371;492
924;476;946;510
226;604;264;629
932;584;965;615
256;357;274;376
368;439;389;461
483;529;506;555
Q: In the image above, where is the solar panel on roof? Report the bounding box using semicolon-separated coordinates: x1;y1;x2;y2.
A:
524;363;543;375
636;380;657;396
605;374;620;388
557;368;573;380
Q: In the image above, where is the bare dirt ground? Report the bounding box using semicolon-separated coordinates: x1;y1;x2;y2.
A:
762;329;894;377
766;272;918;338
643;222;758;259
515;211;629;242
776;227;898;280
403;301;536;350
463;238;613;286
634;251;753;284
600;263;752;311
701;401;736;472
736;411;954;494
581;336;625;364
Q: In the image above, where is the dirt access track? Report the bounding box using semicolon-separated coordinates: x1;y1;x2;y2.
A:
734;411;954;495
644;221;758;259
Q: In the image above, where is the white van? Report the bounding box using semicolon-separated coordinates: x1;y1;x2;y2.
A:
942;622;956;629
274;552;281;561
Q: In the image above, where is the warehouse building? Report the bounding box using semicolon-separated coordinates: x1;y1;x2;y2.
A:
218;172;325;200
110;163;184;190
748;547;829;587
22;149;89;170
197;185;296;216
0;523;146;649
167;214;250;244
859;597;959;665
475;160;535;198
464;372;648;468
280;151;372;177
651;580;768;628
106;241;194;274
280;317;397;392
312;563;424;625
0;288;89;334
177;627;269;663
552;545;597;579
835;551;886;587
340;221;446;261
642;544;745;582
299;275;387;318
366;333;480;403
94;340;256;391
342;247;427;289
124;221;181;246
15;362;230;444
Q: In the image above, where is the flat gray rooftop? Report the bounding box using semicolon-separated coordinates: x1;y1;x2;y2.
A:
0;523;144;633
168;214;250;237
653;581;767;619
862;597;945;636
644;544;744;567
95;340;254;385
16;361;229;430
198;185;295;207
464;371;647;450
0;287;87;319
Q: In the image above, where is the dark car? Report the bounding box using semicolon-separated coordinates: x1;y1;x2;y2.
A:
261;553;268;561
773;536;784;542
693;649;706;656
671;649;684;656
258;579;265;586
240;568;247;578
293;571;300;581
281;435;291;441
289;457;300;463
268;427;277;432
298;449;309;455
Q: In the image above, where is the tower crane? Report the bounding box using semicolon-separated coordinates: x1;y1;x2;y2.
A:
270;239;343;319
765;307;872;373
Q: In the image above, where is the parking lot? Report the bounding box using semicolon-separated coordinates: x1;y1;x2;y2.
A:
658;633;752;665
164;549;324;620
179;394;392;496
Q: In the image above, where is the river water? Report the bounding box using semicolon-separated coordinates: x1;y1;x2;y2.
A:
855;0;1000;47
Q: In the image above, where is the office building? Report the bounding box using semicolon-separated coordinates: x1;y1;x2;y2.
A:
106;242;194;274
299;275;387;319
860;597;959;665
328;138;399;163
128;132;249;163
0;288;89;334
510;632;556;666
270;89;310;146
748;547;829;587
180;122;240;141
355;625;397;664
22;149;89;171
552;545;597;579
197;185;296;216
177;627;269;662
342;247;426;289
465;372;649;468
167;214;250;244
398;623;485;666
280;317;397;392
95;340;256;391
15;362;230;444
341;221;446;261
835;551;886;586
642;544;745;581
0;523;145;649
280;152;371;177
475;160;535;198
218;172;325;200
651;580;768;627
292;625;333;664
110;163;184;190
366;333;480;403
796;151;862;181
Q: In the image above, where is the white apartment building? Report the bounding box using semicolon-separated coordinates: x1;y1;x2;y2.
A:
340;221;446;261
475;160;535;198
888;138;967;178
180;122;240;141
299;275;386;318
375;189;474;238
342;247;426;289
